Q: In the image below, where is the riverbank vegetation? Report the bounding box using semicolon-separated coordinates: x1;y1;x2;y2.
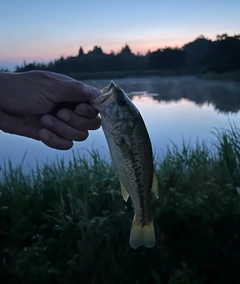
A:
1;125;240;283
13;34;240;82
199;70;240;82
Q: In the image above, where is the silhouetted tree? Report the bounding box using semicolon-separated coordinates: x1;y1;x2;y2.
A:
78;47;84;56
216;33;228;41
14;34;240;75
200;34;240;73
120;44;132;55
88;46;103;55
196;35;207;40
183;37;212;68
149;48;185;70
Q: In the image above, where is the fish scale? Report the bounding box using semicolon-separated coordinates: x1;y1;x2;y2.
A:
91;81;159;249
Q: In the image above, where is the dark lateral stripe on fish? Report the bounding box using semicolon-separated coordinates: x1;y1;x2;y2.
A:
132;151;149;226
122;138;150;227
135;182;148;226
134;167;142;178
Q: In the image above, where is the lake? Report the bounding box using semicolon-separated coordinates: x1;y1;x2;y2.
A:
1;76;240;173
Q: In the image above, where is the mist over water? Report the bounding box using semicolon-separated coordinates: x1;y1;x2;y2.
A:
86;76;240;113
1;76;240;173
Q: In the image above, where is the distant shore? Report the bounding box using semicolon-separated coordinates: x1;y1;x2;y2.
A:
64;69;240;82
199;70;240;82
1;69;240;82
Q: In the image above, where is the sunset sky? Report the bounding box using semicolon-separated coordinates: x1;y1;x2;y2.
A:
1;0;239;70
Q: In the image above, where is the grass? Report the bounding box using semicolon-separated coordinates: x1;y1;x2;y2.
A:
1;127;240;283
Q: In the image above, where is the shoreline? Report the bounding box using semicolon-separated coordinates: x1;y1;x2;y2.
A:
64;70;240;82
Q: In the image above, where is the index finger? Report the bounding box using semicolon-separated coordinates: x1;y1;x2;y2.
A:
74;103;99;118
50;75;101;103
63;81;100;102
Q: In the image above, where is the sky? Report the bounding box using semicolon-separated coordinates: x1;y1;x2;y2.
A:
1;0;239;70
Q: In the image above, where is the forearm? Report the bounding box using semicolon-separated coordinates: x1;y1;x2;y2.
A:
0;72;22;132
0;72;20;111
0;71;10;103
0;72;11;131
0;72;33;118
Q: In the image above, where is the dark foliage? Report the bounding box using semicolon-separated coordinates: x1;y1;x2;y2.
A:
15;34;240;76
1;127;240;283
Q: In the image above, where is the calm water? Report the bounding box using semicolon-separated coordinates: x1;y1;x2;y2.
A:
1;76;240;172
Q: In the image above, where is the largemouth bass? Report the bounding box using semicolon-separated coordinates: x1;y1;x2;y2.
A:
91;81;159;249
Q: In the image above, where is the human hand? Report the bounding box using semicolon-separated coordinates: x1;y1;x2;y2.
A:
0;71;101;150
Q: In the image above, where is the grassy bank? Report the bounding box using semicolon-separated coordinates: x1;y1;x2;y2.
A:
1;126;240;283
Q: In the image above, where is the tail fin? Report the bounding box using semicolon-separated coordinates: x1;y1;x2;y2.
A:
129;218;155;249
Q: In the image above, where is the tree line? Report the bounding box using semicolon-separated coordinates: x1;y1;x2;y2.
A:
15;34;240;75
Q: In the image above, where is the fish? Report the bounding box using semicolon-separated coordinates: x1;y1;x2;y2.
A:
91;81;159;249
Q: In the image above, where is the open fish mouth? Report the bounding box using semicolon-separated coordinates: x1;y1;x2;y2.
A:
98;90;113;104
90;91;114;112
90;82;116;111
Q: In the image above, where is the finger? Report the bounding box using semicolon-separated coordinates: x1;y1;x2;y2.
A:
29;70;101;102
28;70;71;80
56;109;101;130
45;71;76;81
38;129;73;150
53;79;101;103
40;114;89;141
74;103;99;119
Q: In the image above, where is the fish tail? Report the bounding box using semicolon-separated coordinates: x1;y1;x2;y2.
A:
129;218;155;249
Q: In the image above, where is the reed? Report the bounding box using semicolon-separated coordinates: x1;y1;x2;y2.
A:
1;127;240;283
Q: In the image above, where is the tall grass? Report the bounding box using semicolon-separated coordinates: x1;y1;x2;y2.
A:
1;128;240;283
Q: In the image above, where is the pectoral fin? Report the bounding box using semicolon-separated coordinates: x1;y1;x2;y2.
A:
151;170;159;199
120;181;129;202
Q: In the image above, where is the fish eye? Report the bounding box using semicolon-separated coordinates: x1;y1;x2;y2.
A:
117;97;126;106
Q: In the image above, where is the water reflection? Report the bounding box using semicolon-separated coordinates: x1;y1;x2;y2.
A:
86;76;240;113
1;77;240;172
